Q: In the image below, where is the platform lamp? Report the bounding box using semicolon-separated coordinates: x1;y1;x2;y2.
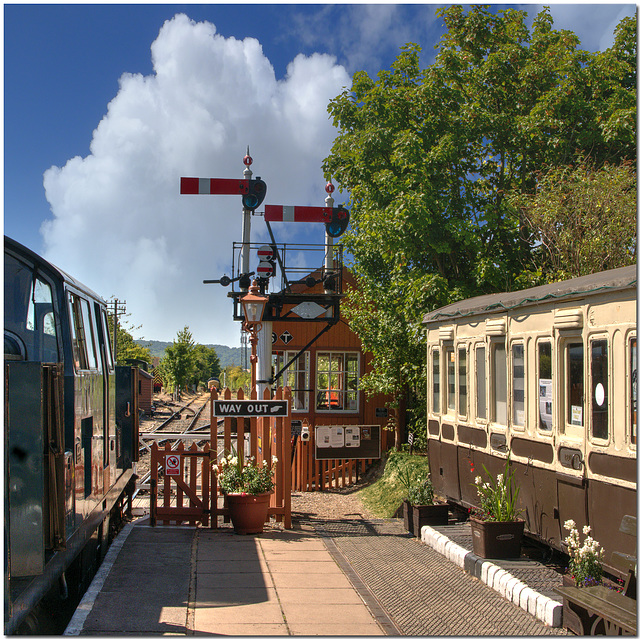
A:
240;280;268;389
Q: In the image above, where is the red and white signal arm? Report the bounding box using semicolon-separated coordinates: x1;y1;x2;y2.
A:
257;260;275;277
257;245;274;260
165;454;181;475
265;205;332;223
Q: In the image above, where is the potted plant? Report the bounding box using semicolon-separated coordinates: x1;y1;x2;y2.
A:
409;475;449;535
559;519;605;634
397;465;418;534
470;451;525;559
215;452;277;534
562;519;604;587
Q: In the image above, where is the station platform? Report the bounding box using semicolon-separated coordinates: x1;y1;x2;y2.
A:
64;516;568;636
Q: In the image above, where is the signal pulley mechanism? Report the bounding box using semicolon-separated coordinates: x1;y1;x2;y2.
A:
323;204;350;238
203;271;255;287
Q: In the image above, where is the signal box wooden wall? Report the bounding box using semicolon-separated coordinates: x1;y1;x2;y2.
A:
271;268;395;452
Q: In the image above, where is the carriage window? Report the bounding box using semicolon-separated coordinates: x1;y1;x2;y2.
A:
446;348;456;412
538;342;553;431
26;278;56;337
591;340;608;440
432;349;440;414
512;343;525;427
630;337;636;445
476;346;486;420
567;342;584;427
458;347;467;417
492;342;507;425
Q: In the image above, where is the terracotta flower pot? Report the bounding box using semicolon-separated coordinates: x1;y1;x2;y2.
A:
469;516;524;559
412;503;449;535
226;492;271;534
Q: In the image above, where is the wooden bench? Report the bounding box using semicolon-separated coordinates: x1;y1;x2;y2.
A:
555;515;636;635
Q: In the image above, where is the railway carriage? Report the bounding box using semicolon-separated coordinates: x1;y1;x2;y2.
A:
423;266;637;573
4;236;138;634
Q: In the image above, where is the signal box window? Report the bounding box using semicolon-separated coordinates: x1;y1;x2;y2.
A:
316;352;359;412
538;342;553;431
476;346;487;421
458;347;467;417
273;351;310;412
432;349;441;414
512;343;525;427
492;342;507;425
590;340;609;440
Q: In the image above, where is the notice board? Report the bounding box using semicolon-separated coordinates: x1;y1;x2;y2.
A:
314;425;381;460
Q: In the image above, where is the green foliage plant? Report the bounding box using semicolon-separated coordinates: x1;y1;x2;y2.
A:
563;520;604;587
473;452;523;522
408;475;435;506
215;452;276;495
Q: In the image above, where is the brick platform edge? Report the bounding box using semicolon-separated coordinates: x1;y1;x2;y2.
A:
420;526;563;628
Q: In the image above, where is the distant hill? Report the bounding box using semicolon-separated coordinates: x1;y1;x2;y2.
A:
135;340;242;368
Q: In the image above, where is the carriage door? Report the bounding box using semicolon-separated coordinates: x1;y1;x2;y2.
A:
556;328;588;542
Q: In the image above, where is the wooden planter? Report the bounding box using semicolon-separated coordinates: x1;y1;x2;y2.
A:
413;504;449;535
469;516;524;559
226;492;271;534
403;500;414;535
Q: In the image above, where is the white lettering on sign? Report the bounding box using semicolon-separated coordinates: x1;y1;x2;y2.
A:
213;400;289;417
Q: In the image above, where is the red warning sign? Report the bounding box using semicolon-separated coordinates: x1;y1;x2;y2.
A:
166;454;181;475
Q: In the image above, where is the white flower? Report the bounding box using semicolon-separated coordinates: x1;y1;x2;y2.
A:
583;525;591;535
272;456;278;464
564;519;576;531
475;475;483;485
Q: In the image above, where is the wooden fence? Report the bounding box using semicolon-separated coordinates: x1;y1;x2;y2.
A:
150;386;292;528
291;419;374;492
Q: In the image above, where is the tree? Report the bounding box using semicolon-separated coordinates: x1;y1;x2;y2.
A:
322;6;636;439
510;159;636;282
163;326;196;396
191;344;222;389
107;314;151;366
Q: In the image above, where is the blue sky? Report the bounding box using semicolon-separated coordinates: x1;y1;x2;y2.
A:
4;3;636;347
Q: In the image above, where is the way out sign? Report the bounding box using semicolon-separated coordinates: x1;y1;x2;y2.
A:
165;454;181;475
213;400;289;418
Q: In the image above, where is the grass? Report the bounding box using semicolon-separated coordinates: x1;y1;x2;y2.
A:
359;450;432;517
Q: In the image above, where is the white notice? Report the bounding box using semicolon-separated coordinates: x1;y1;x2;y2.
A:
345;427;361;447
316;426;331;448
330;427;345;448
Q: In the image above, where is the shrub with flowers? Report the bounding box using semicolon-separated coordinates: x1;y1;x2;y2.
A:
563;519;604;587
216;452;277;495
408;475;436;506
473;452;523;522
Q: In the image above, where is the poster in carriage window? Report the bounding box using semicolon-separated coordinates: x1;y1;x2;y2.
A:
539;380;553;430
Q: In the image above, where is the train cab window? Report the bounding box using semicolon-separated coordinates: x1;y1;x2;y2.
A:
458;347;468;418
537;342;553;431
590;339;609;440
565;341;584;429
432;349;441;414
512;343;525;428
492;342;507;425
446;348;456;413
630;337;636;445
69;293;96;370
476;346;487;420
100;308;115;371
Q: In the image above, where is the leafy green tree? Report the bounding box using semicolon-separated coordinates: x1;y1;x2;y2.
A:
107;314;151;365
191;344;222;389
163;326;196;395
223;365;251;393
510;159;637;282
322;5;636;441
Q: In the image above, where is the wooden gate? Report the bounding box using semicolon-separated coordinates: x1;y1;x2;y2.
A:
149;386;292;529
150;442;214;526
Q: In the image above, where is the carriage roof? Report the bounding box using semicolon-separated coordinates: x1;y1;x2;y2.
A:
422;265;637;325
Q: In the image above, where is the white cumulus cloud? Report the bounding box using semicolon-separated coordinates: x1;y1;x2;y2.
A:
42;13;351;347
